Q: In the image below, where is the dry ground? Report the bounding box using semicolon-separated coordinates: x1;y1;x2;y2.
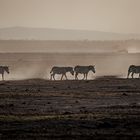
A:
0;77;140;139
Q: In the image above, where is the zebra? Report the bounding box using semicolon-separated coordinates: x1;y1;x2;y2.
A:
0;66;9;80
74;65;95;80
127;65;140;78
50;66;74;80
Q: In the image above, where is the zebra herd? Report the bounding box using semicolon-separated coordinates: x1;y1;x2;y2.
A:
0;65;140;80
50;65;95;80
50;65;140;80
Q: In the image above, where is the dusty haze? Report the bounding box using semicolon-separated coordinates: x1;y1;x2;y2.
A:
0;40;140;53
0;40;140;80
0;52;139;80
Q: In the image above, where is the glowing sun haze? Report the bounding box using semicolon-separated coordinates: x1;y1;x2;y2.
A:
128;47;140;53
0;0;140;33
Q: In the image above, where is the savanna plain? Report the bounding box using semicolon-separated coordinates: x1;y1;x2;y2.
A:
0;40;140;139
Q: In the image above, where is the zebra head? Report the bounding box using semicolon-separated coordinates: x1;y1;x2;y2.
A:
128;65;136;72
88;65;95;73
3;66;10;74
67;67;74;75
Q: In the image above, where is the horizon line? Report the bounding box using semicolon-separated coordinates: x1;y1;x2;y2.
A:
0;26;140;35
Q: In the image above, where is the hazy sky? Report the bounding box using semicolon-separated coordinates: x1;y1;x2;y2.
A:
0;0;140;33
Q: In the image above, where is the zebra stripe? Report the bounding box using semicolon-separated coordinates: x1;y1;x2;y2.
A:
0;66;9;80
50;66;74;80
127;65;140;78
74;65;95;80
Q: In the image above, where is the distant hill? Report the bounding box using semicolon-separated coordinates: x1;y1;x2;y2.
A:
0;27;140;40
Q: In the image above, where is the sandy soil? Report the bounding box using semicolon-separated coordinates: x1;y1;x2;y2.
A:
0;77;140;139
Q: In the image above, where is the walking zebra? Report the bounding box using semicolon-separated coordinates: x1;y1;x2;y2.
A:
74;65;95;80
50;66;74;80
0;66;9;80
127;65;140;78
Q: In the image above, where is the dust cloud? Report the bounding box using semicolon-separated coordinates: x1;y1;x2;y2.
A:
0;53;140;80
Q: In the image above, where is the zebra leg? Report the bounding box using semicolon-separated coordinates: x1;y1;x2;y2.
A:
64;74;68;80
61;74;64;80
2;74;4;81
75;72;78;80
82;74;85;80
85;73;88;80
131;73;134;78
53;74;55;80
